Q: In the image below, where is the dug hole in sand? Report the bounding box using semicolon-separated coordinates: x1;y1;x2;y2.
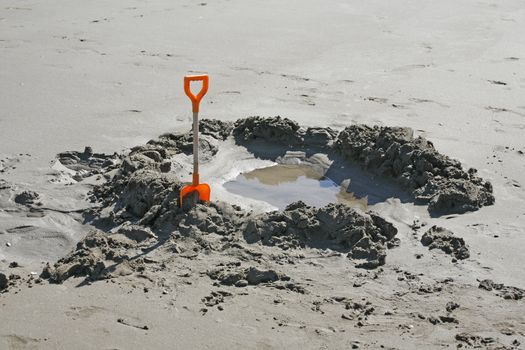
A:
1;116;523;349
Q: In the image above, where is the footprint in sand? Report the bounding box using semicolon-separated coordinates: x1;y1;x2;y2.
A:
6;225;38;234
65;305;107;319
4;7;32;10
365;96;406;109
280;73;311;82
485;106;525;117
2;334;41;350
409;97;450;108
391;63;432;72
364;96;388;104
0;154;30;174
90;18;111;23
487;80;507;86
421;42;433;51
299;94;316;106
219;90;241;95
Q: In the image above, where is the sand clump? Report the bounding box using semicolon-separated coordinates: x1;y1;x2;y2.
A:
335;124;494;214
478;279;524;300
40;229;146;283
199;119;234;140
207;265;308;294
14;190;40;206
0;272;7;291
86;170;183;231
233;116;304;145
454;333;516;349
58;146;121;181
208;265;289;287
421;226;470;261
244;201;397;269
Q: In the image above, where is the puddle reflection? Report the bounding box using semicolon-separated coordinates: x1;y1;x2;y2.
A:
224;164;367;211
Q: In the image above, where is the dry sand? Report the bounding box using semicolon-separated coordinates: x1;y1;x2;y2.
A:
1;0;525;349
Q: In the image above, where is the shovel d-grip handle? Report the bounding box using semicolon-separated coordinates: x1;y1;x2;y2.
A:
184;75;209;112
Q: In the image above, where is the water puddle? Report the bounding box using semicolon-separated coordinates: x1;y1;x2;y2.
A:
223;164;367;210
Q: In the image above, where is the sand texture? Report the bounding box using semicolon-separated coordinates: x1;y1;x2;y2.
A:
1;0;525;349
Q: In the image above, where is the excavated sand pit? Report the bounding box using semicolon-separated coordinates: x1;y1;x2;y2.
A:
3;116;524;350
38;116;496;283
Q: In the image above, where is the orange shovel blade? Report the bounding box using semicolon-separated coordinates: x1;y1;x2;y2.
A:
180;183;211;207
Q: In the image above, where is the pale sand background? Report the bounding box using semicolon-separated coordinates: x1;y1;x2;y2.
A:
1;0;524;349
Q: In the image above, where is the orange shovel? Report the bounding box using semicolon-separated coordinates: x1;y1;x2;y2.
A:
179;74;211;208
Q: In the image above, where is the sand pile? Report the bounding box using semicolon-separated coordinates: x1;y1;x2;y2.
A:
43;116;495;284
44;198;398;283
421;226;470;261
335;124;495;213
41;118;407;283
206;265;306;293
244;201;397;269
0;272;7;291
57;147;121;181
479;279;524;301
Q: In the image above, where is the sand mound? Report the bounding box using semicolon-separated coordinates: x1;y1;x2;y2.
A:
41;230;137;283
43;116;497;283
58;146;121;181
244;201;397;269
14;190;40;206
335;124;494;213
421;226;470;261
479;279;524;300
233;116;305;145
0;272;7;291
206;265;306;293
43;196;398;283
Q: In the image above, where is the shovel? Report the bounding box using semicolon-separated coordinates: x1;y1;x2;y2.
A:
179;74;211;208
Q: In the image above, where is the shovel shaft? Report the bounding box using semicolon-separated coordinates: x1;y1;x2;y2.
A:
180;74;210;208
193;111;199;185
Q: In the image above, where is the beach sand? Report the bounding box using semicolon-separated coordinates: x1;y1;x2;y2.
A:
1;0;524;349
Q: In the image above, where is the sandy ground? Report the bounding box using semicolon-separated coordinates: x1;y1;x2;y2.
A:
1;0;525;349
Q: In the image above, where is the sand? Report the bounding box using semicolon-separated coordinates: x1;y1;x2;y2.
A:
1;0;525;349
